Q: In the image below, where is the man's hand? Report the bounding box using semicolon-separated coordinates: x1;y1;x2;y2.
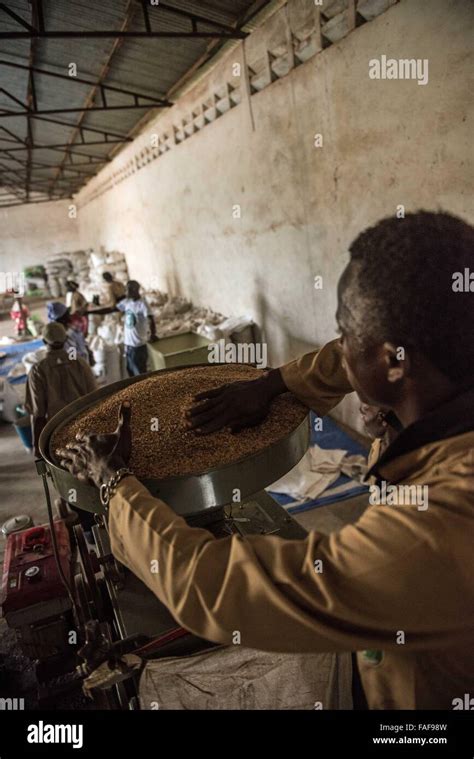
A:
184;369;287;434
56;402;132;488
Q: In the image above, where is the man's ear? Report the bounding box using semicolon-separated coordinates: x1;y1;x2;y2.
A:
382;342;410;383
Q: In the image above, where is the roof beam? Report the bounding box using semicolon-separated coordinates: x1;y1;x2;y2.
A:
0;3;35;32
151;2;244;35
0;197;72;208
0;125;26;144
1;163;99;176
0;60;172;107
3;139;130;152
25;2;40;201
108;0;272;158
0;0;246;38
23;114;133;141
0;30;246;40
48;0;138;196
0;104;169;117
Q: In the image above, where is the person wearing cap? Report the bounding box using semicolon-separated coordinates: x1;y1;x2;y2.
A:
47;301;91;363
25;321;97;458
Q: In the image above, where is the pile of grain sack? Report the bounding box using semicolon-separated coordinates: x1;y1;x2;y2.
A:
44;251;84;298
79;250;128;303
145;290;255;345
83;250;129;386
43;249;127;301
44;249;128;386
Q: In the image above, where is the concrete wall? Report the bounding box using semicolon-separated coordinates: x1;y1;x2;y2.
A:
0;200;79;272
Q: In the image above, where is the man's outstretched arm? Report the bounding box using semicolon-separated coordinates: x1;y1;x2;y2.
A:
186;338;353;434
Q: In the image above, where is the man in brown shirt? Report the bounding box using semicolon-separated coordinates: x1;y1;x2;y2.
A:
58;212;474;710
25;321;97;457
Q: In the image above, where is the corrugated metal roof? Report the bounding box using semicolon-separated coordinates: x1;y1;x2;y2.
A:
0;0;274;206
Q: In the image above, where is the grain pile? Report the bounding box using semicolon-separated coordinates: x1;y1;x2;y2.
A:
52;365;308;479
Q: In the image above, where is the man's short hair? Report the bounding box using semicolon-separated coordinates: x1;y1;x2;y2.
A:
346;211;474;383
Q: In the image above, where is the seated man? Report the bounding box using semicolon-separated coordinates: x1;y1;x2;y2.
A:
58;212;474;710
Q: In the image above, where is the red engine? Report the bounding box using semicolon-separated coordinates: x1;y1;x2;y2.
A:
1;521;73;659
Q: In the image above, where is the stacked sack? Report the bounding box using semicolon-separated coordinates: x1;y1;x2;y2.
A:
23;265;48;296
143;291;226;339
45;253;73;297
83;250;129;303
142;288;256;344
89;315;125;386
71;250;90;287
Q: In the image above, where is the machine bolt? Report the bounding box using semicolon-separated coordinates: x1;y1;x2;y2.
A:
25;565;41;580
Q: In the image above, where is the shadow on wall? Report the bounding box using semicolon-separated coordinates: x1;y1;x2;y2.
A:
165;268;183;297
253;274;318;368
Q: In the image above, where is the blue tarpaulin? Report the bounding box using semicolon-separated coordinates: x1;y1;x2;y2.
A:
0;339;43;385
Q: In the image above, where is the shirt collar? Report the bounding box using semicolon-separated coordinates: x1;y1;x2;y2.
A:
367;384;474;482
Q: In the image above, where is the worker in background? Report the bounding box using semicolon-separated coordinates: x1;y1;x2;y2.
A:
101;271;126;307
27;321;97;530
10;296;31;337
89;280;158;376
65;280;89;337
47;301;92;364
58;212;474;710
26;322;97;456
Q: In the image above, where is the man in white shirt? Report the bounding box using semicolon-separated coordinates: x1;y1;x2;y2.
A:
89;280;157;376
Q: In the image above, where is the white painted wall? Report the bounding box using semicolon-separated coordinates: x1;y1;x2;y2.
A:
0;200;79;272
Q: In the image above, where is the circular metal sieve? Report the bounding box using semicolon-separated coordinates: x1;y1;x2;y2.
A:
39;364;310;516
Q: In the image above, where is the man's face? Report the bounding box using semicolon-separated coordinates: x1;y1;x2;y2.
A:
126;285;139;299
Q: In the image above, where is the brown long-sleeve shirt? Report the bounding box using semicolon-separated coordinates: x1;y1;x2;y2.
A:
108;340;474;709
25;348;97;419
